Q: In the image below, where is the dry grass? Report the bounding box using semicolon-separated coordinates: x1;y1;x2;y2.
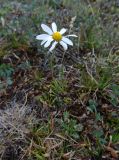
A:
0;101;38;159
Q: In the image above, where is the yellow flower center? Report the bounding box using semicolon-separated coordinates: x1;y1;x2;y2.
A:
52;32;62;41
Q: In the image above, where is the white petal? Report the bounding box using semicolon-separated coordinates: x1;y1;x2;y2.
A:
36;34;49;40
41;24;53;35
49;41;58;52
52;22;57;32
44;38;53;48
41;39;48;45
62;37;73;46
65;34;77;37
60;41;68;50
60;28;67;35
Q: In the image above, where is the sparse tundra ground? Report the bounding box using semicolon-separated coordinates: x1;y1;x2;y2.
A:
0;0;119;159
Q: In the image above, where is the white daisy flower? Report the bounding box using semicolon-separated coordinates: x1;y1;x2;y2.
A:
36;22;77;52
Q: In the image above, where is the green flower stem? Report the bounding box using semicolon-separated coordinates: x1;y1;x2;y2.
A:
49;51;55;78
